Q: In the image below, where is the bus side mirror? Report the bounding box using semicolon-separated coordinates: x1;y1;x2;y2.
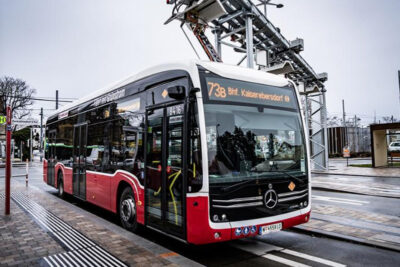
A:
189;87;200;101
190;87;200;95
167;86;185;100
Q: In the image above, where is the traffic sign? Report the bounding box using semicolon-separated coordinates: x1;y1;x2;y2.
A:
343;147;350;158
0;115;6;125
12;118;39;126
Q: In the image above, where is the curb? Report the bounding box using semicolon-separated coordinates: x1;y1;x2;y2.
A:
311;186;400;199
312;171;400;179
291;226;400;253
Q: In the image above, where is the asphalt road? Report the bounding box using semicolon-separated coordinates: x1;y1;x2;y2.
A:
312;189;400;217
3;165;400;266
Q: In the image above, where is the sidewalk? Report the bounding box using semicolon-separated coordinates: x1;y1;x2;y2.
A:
312;175;400;198
0;182;199;266
313;157;400;178
294;204;400;252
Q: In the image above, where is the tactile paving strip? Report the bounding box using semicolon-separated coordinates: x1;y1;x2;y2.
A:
11;192;128;267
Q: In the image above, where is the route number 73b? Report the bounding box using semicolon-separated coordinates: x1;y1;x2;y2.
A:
208;82;227;98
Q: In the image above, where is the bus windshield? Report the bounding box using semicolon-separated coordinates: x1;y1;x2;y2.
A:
202;75;307;184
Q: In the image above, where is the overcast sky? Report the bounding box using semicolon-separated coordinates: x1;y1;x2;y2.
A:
1;0;399;124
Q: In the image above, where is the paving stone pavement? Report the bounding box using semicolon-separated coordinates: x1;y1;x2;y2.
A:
313;157;400;178
296;204;400;251
0;193;65;266
0;184;183;267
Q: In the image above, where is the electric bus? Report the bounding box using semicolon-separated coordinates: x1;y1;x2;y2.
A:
44;60;311;244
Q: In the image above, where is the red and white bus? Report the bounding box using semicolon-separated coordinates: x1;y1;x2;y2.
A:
44;60;311;244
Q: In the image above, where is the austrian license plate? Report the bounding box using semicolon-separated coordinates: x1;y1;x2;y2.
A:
260;223;282;235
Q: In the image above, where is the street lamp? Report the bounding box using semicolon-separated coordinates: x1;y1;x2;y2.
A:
256;0;284;17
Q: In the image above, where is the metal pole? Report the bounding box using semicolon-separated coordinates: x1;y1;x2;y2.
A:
56;90;59;110
398;70;400;117
213;27;222;58
354;115;359;153
30;127;33;162
245;14;254;68
264;2;267;16
5;106;11;215
322;90;329;169
40;107;43;162
25;158;29;187
342;99;347;146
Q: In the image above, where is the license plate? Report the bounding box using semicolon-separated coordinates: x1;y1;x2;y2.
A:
260;223;282;235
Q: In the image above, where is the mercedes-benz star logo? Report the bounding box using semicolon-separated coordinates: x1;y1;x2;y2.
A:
264;189;278;209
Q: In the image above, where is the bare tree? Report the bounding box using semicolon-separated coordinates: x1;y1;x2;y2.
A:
382;116;397;123
0;76;36;119
327;116;341;127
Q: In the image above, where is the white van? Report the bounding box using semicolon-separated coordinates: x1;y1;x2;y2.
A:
388;142;400;152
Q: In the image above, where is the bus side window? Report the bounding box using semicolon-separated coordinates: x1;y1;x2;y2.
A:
57;117;74;167
188;101;202;193
109;115;145;185
86;122;107;172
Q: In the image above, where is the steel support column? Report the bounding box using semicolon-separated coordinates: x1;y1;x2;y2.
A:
213;27;222;57
322;89;329;169
245;14;254;68
307;92;328;170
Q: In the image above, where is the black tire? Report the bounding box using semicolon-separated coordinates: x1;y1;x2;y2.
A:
119;187;139;232
57;172;65;198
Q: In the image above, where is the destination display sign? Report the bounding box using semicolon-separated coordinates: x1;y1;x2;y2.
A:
205;77;297;109
93;88;125;107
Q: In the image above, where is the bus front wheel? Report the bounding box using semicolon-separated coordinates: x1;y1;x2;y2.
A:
119;187;138;232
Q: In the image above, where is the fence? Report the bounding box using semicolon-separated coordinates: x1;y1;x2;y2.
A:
328;126;371;156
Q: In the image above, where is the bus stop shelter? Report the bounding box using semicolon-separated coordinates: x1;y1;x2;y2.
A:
370;122;400;167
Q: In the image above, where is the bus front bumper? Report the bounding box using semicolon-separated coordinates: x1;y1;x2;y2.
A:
186;195;311;245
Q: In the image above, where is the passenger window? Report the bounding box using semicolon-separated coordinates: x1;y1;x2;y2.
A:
188;101;202;193
110;98;145;183
86;122;107;172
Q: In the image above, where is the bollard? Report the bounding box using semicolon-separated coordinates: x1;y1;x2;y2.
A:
26;158;29;187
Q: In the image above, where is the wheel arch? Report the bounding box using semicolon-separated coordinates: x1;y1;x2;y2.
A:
55;164;64;189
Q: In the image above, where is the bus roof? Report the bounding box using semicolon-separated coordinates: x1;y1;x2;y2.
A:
49;60;289;119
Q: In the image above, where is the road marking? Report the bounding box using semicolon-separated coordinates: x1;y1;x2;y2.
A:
230;240;281;256
232;239;347;267
281;249;346;267
312;195;369;206
262;254;311;267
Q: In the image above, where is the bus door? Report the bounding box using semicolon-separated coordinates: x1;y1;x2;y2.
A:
47;130;57;186
145;103;186;238
73;123;87;199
